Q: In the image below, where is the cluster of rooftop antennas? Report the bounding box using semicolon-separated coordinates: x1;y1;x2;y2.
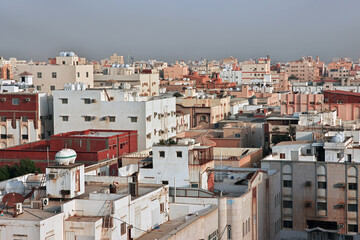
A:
111;64;130;68
55;149;77;165
59;52;76;57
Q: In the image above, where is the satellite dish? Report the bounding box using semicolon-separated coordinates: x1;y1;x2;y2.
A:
2;193;24;208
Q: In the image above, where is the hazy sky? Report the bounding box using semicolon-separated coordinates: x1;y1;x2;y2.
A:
1;0;359;63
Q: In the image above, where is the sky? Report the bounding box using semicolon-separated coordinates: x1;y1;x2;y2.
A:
1;0;359;63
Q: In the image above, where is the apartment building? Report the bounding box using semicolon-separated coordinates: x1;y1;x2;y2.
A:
100;53;124;66
0;91;52;149
176;93;230;129
285;57;319;82
53;88;176;150
94;73;160;96
14;52;94;93
280;93;324;115
163;64;189;80
241;57;271;84
262;159;360;239
324;90;360;121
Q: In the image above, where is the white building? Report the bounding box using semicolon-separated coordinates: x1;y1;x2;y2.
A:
176;113;190;133
219;68;242;84
298;110;340;127
139;140;214;190
53;88;177;150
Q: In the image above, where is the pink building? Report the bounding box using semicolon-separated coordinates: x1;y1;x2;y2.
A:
163;64;189;80
280;94;324;115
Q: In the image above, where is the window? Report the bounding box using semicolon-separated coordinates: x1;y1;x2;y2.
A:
208;230;218;240
159;151;165;158
306;149;311;155
283;180;292;188
160;203;164;213
348;204;357;212
86;72;89;78
348;224;358;233
176;151;182;158
37;72;42;78
318;182;327;189
162;180;168;185
349;183;357;190
61;98;68;104
130;117;138;123
22;134;28;140
109;116;115;122
62;61;65;65
77;72;80;78
62;116;69;121
317;202;327;211
52;72;57;78
191;183;199;188
0;116;6;122
235;134;241;138
84;116;91;122
283;200;293;208
12;98;19;105
121;223;126;235
84;98;91;104
50;86;55;91
36;86;41;91
337;99;343;104
283;220;293;228
200;115;206;122
22;116;28;122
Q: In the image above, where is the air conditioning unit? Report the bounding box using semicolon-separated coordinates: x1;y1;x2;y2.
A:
103;116;109;121
305;181;312;187
41;198;49;207
338;224;345;229
334;203;345;209
337;183;345;188
24;98;31;102
91;116;96;120
15;203;23;215
31;200;42;209
305;201;312;208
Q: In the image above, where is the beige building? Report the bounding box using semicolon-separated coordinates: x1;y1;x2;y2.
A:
262;160;360;239
14;53;94;93
241;57;271;83
285;57;319;82
101;53;124;66
94;73;160;96
163;64;189;80
177;95;230;128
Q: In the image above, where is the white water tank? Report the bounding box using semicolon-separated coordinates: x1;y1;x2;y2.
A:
55;149;77;165
5;180;25;195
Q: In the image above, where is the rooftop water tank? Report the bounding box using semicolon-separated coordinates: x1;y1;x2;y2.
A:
55;149;77;165
5;180;25;195
26;174;43;188
331;133;345;143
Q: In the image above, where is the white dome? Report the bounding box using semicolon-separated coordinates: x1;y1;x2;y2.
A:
5;180;25;195
331;133;345;143
55;149;77;165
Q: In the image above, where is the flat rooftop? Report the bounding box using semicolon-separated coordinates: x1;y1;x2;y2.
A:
72;131;123;138
137;205;217;240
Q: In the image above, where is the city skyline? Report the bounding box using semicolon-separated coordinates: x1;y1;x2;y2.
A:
1;0;360;62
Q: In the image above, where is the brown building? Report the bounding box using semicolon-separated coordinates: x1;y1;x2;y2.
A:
262;160;360;238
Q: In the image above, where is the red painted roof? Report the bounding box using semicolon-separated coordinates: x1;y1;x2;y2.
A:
19;71;33;76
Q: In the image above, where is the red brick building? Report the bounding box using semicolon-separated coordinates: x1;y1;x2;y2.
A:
0;129;137;175
0;92;52;149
